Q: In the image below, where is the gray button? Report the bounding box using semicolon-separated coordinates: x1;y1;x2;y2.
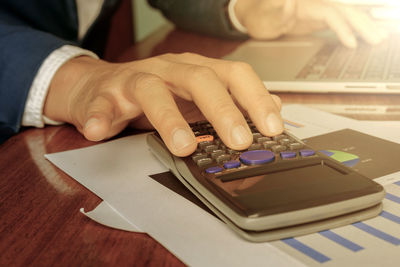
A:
271;145;287;152
199;141;213;149
289;142;303;150
192;153;208;162
273;134;287;141
227;149;240;155
211;149;225;159
279;138;291;146
197;158;213;167
263;140;278;149
248;143;262;150
214;139;222;146
257;136;271;143
204;145;219;153
252;132;263;141
216;154;231;164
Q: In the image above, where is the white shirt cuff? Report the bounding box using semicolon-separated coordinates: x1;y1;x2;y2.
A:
228;0;248;34
22;45;99;127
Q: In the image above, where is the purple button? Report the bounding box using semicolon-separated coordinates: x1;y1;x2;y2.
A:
205;166;223;174
240;150;275;165
280;151;297;159
300;149;315;157
224;160;241;169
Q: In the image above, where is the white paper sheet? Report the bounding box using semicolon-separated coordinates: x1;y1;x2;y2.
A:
46;105;400;267
46;133;302;267
80;201;143;232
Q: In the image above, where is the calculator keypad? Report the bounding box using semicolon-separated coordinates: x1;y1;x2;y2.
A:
190;120;316;178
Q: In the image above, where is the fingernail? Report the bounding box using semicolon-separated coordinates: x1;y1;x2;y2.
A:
265;113;283;135
172;128;195;151
231;124;251;146
84;117;99;130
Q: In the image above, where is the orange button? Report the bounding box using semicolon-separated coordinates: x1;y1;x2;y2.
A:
196;135;214;143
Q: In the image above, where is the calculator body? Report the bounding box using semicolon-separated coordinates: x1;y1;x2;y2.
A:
147;121;385;242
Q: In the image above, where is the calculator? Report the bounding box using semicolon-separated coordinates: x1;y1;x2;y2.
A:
147;120;385;242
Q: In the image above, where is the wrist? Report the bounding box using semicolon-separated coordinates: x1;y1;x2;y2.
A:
43;56;105;124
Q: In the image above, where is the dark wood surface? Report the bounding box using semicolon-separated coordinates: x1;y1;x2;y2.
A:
1;26;400;266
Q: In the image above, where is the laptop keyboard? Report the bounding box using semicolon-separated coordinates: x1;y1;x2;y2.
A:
296;35;400;81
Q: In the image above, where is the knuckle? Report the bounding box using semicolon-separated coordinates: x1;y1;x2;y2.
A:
252;93;276;111
228;61;254;77
152;106;178;126
211;98;236;116
134;72;163;89
187;65;217;83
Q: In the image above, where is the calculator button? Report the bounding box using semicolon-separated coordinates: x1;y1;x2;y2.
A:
197;158;213;167
257;136;271;143
192;153;208;162
219;144;227;150
271;145;287;153
204;145;219;153
227;149;240;155
273;134;286;141
211;150;225;159
240;150;275;165
216;154;231;164
252;132;263;141
205;166;223;174
248;143;262;150
280;151;297;159
214;139;222;146
223;160;241;169
300;149;315;157
198;141;213;149
262;140;278;149
279;138;291;146
289;142;303;150
191;125;202;132
208;128;216;135
196;135;214;143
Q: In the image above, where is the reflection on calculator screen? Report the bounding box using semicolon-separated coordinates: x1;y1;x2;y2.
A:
210;163;366;216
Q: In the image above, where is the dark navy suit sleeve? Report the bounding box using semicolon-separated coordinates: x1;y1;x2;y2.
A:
148;0;248;39
0;1;79;143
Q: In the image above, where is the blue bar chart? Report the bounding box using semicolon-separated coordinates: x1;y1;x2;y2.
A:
273;181;400;266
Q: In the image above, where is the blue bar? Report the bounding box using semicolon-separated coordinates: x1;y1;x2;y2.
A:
281;238;331;263
352;222;400;245
385;193;400;204
380;210;400;224
319;230;363;252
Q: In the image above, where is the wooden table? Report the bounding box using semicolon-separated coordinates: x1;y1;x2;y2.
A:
1;26;400;266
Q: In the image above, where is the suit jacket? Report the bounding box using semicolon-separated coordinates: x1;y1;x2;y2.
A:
0;0;244;144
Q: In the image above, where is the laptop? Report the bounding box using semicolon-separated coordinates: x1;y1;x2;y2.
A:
224;31;400;94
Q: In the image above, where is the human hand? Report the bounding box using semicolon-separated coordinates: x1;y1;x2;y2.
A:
234;0;388;47
44;53;283;156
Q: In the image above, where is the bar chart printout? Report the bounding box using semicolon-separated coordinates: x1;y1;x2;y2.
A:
271;181;400;266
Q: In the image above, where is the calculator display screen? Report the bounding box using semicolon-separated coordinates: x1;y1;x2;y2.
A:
210;161;377;217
